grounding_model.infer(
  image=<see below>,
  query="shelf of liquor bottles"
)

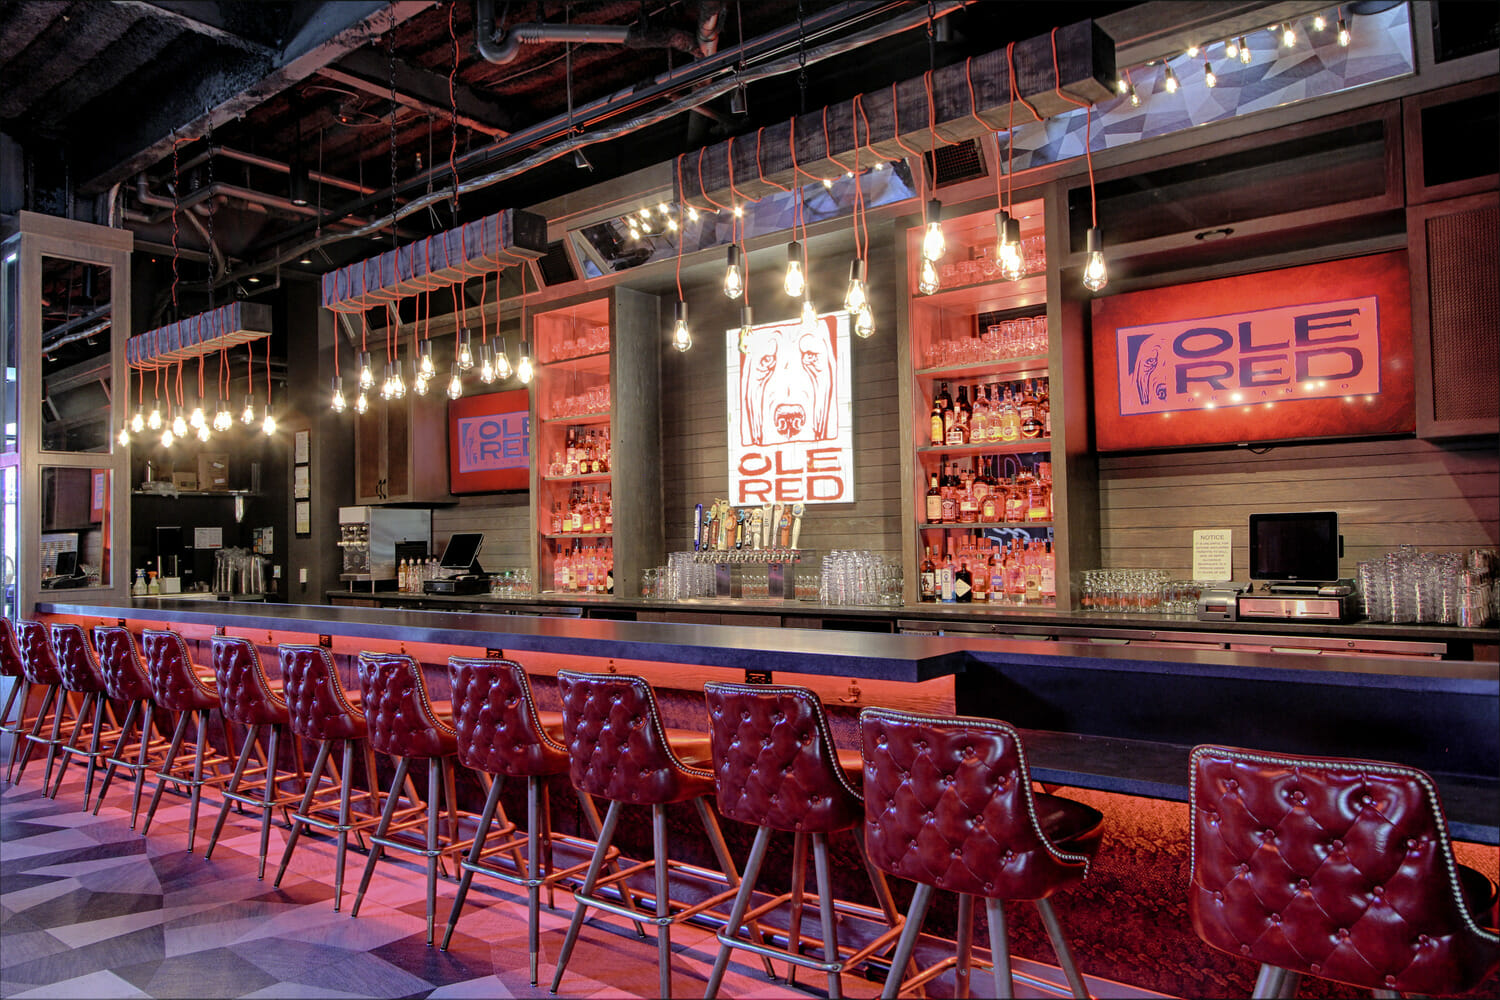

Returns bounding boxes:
[902,196,1064,606]
[533,296,615,594]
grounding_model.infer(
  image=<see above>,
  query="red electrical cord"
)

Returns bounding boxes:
[890,81,927,218]
[754,127,791,193]
[1050,27,1097,227]
[264,335,271,405]
[674,155,686,302]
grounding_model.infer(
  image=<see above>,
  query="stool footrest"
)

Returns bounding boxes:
[576,860,741,929]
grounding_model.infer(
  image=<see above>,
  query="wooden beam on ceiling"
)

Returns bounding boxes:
[318,47,515,138]
[1098,1,1336,69]
[76,0,437,194]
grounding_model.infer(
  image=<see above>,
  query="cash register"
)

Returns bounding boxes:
[424,532,491,595]
[1236,511,1355,622]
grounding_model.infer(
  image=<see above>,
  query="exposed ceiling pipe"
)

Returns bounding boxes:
[474,0,713,64]
[172,144,377,195]
[198,0,968,289]
[695,2,726,58]
[134,177,226,280]
[133,175,385,230]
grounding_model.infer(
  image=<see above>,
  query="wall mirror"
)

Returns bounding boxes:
[40,255,112,453]
[38,465,112,590]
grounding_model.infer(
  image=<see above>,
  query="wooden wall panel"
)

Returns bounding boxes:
[1097,437,1500,580]
[432,493,530,570]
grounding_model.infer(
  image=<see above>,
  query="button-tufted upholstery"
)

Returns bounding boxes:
[557,669,712,805]
[93,626,154,702]
[140,628,218,712]
[859,707,1101,901]
[211,636,289,727]
[447,656,566,777]
[704,681,862,834]
[1190,744,1500,996]
[1,618,23,678]
[355,652,456,759]
[16,620,63,686]
[279,645,366,741]
[50,624,106,694]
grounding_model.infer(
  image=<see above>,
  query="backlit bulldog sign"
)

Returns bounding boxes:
[727,311,854,504]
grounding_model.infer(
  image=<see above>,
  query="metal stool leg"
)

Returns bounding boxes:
[141,707,192,836]
[91,698,138,814]
[880,882,935,1000]
[439,771,504,952]
[185,709,211,852]
[3,679,32,782]
[1035,897,1089,999]
[787,831,808,986]
[549,798,624,994]
[49,691,96,798]
[205,723,261,862]
[128,703,158,828]
[39,689,74,794]
[424,757,442,945]
[811,832,844,1000]
[985,898,1013,999]
[526,777,544,983]
[77,694,112,806]
[273,739,331,892]
[692,797,777,982]
[704,825,773,1000]
[256,726,282,878]
[350,754,412,917]
[652,804,673,1000]
[955,893,974,1000]
[12,684,56,785]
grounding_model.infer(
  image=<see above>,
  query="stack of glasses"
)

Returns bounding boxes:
[1357,546,1496,626]
[819,550,902,606]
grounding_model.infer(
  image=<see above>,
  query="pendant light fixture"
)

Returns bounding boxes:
[1239,36,1252,64]
[1314,11,1328,30]
[723,243,744,299]
[844,259,868,314]
[455,327,474,370]
[417,337,436,379]
[242,343,256,423]
[516,265,533,384]
[117,367,132,446]
[1337,11,1350,46]
[671,300,692,353]
[330,374,347,412]
[1164,62,1180,93]
[214,349,232,430]
[1225,37,1240,59]
[495,337,513,380]
[478,343,496,383]
[1280,22,1296,47]
[1048,28,1107,292]
[783,242,804,297]
[130,368,145,433]
[737,305,754,354]
[670,154,693,353]
[921,199,946,262]
[848,97,874,337]
[1204,59,1217,88]
[447,362,464,399]
[196,422,211,443]
[357,349,374,388]
[354,390,369,414]
[800,297,818,334]
[148,369,163,429]
[261,334,276,435]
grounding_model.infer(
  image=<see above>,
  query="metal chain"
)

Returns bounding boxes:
[797,0,807,114]
[204,121,216,304]
[927,0,936,71]
[387,17,399,243]
[170,133,180,318]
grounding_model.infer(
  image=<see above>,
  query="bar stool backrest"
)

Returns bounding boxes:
[211,635,288,726]
[858,707,1092,901]
[704,680,862,833]
[279,644,364,741]
[447,656,567,777]
[16,620,62,686]
[140,628,218,713]
[93,626,154,702]
[556,669,707,805]
[1,618,25,678]
[50,623,106,693]
[1189,744,1500,995]
[356,652,456,759]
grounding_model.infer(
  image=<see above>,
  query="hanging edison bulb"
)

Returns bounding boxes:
[241,394,256,425]
[736,305,754,354]
[1129,82,1142,107]
[996,212,1025,282]
[918,258,940,295]
[844,259,868,314]
[147,402,163,430]
[854,302,875,339]
[171,410,187,438]
[161,426,175,448]
[1163,64,1179,94]
[921,200,946,262]
[380,361,395,399]
[1280,22,1295,47]
[1225,38,1240,59]
[723,244,744,299]
[357,350,374,389]
[1204,59,1217,88]
[1337,13,1350,46]
[354,391,369,414]
[516,340,534,384]
[1083,227,1109,292]
[417,340,436,379]
[671,301,692,353]
[189,399,205,429]
[495,340,514,380]
[800,298,818,335]
[1313,12,1327,30]
[261,405,276,436]
[196,423,211,442]
[214,398,232,432]
[1239,36,1252,63]
[413,365,430,396]
[446,362,464,400]
[130,407,145,434]
[478,343,496,383]
[456,328,474,371]
[391,356,407,399]
[783,242,805,297]
[117,424,131,447]
[330,375,347,413]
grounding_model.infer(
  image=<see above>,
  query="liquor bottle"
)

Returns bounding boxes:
[564,429,579,476]
[937,381,953,413]
[990,546,1006,603]
[1026,466,1049,522]
[940,475,958,524]
[925,473,943,523]
[1024,541,1044,604]
[938,548,956,603]
[957,386,972,440]
[603,491,614,533]
[970,384,991,443]
[599,429,611,472]
[548,451,564,477]
[550,501,563,534]
[398,559,408,593]
[972,456,991,504]
[997,386,1020,442]
[1040,538,1056,602]
[980,473,1001,522]
[920,546,937,601]
[973,551,991,602]
[958,472,979,523]
[570,489,584,532]
[1037,379,1051,438]
[954,561,973,602]
[985,384,1004,443]
[1020,380,1043,439]
[929,398,945,446]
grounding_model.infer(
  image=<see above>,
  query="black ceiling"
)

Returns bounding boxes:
[2,0,1136,284]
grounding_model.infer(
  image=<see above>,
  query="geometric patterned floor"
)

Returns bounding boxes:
[4,761,1157,1000]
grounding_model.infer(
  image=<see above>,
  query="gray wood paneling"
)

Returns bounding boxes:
[1096,437,1500,580]
[433,492,530,570]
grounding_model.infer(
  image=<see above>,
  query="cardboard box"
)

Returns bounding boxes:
[172,471,199,491]
[197,452,230,491]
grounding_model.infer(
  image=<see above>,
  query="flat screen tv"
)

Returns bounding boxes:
[438,532,484,574]
[448,389,531,493]
[1248,511,1341,584]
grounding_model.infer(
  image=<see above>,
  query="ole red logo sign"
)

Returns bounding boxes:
[1115,296,1382,416]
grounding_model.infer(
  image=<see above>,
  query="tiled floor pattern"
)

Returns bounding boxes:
[2,767,1153,1000]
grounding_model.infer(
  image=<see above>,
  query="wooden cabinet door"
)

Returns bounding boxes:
[354,404,386,502]
[384,399,411,499]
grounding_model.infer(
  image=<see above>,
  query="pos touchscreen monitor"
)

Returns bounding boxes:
[1248,511,1341,584]
[438,532,484,575]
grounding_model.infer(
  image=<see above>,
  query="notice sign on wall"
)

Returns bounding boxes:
[1091,252,1414,451]
[726,310,853,505]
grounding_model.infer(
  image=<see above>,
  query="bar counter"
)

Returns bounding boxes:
[39,597,1499,845]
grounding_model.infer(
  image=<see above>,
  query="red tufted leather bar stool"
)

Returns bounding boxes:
[1189,744,1500,999]
[272,643,408,912]
[202,635,310,878]
[46,623,123,804]
[349,651,478,946]
[440,656,624,984]
[138,628,236,851]
[548,669,763,1000]
[2,618,46,784]
[702,681,907,1000]
[91,625,176,827]
[11,620,70,790]
[860,707,1103,1000]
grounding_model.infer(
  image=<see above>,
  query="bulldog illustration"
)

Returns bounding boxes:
[739,314,837,446]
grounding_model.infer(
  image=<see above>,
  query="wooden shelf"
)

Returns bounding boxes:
[540,411,611,426]
[916,356,1049,379]
[542,472,612,483]
[539,347,611,366]
[133,489,261,498]
[919,521,1053,530]
[541,532,613,540]
[910,273,1047,311]
[916,439,1050,457]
